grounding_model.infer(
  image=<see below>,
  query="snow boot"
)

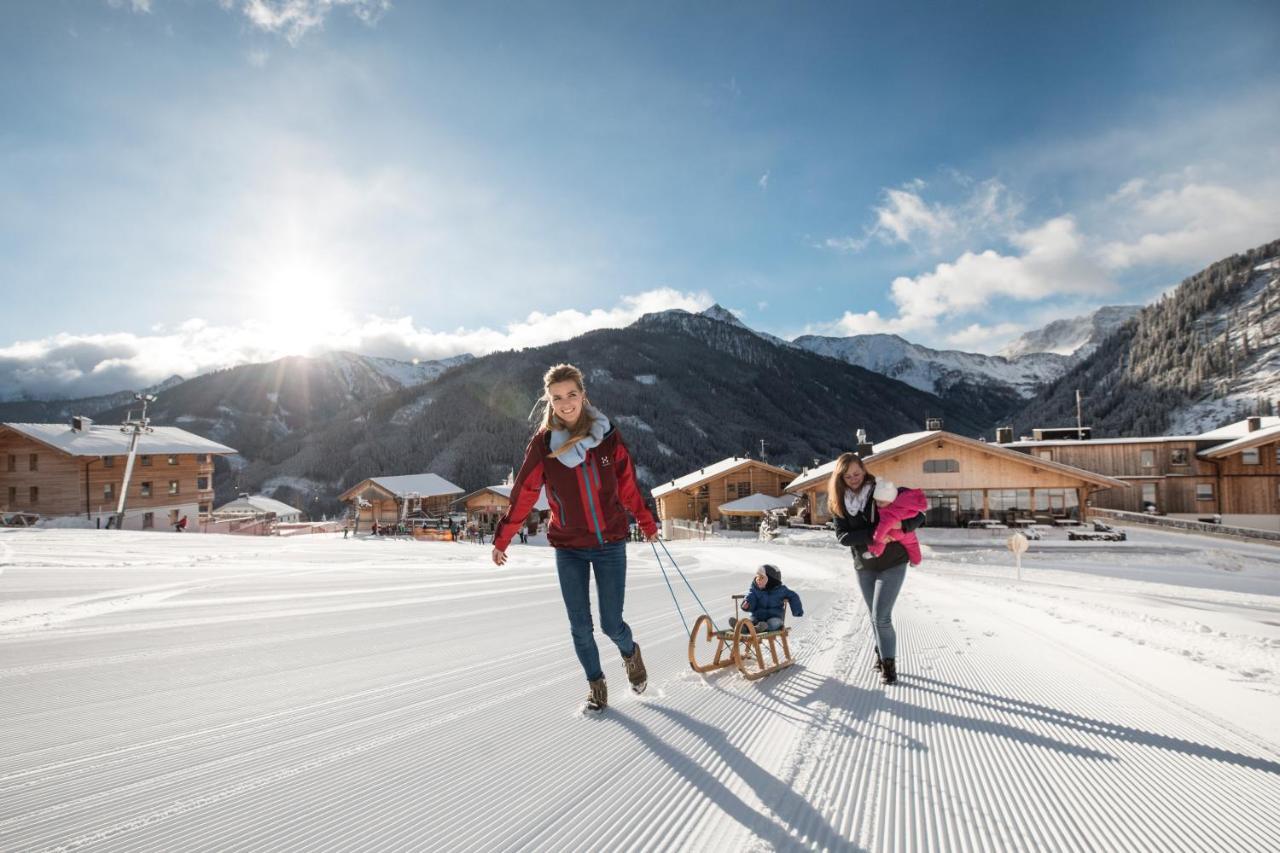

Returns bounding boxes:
[623,643,648,694]
[873,646,884,673]
[584,677,608,713]
[881,658,897,685]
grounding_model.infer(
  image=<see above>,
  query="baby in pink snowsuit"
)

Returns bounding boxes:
[864,479,927,566]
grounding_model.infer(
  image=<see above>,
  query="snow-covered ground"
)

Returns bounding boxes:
[2,527,1278,851]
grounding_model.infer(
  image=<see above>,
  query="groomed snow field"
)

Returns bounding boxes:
[1,526,1278,851]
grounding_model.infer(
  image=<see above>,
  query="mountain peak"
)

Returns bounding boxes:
[700,304,745,326]
[998,305,1141,360]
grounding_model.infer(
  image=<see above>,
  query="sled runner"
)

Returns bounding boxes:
[687,594,794,680]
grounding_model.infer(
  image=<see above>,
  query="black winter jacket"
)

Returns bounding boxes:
[834,497,926,571]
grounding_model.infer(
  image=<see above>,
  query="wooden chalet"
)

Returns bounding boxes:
[456,484,550,533]
[214,493,304,524]
[786,429,1125,528]
[0,417,234,530]
[339,473,465,526]
[651,457,795,526]
[1005,416,1280,530]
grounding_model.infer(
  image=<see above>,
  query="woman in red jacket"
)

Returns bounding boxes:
[492,363,659,713]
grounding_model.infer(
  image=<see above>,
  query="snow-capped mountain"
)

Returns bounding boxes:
[998,305,1142,360]
[1015,238,1280,437]
[697,304,794,349]
[790,333,1069,399]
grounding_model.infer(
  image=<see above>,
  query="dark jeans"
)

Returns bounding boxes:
[555,540,635,682]
[855,561,907,659]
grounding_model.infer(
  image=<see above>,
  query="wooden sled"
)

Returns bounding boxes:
[687,595,794,680]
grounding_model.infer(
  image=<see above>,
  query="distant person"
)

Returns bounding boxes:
[491,363,658,713]
[174,515,188,533]
[829,453,926,685]
[732,564,803,634]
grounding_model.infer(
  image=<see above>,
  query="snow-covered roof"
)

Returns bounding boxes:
[1003,436,1200,448]
[1197,423,1280,459]
[341,473,465,500]
[1195,417,1280,442]
[2,422,235,457]
[786,430,1127,492]
[458,484,550,512]
[214,494,303,517]
[785,433,937,494]
[651,457,793,498]
[717,493,796,514]
[785,460,838,494]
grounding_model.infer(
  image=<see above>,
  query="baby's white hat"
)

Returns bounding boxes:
[873,479,897,502]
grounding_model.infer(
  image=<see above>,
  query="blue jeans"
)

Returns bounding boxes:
[855,562,907,659]
[555,541,635,682]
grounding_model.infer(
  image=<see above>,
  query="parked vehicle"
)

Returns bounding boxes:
[1068,521,1127,542]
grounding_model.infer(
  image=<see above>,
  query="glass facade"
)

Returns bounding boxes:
[922,487,1078,526]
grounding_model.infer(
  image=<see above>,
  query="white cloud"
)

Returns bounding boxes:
[943,322,1027,351]
[0,289,712,401]
[218,0,390,43]
[758,171,770,190]
[823,177,1022,254]
[1099,177,1280,270]
[106,0,153,12]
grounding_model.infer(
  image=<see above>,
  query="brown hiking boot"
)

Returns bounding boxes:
[584,677,608,712]
[623,643,647,694]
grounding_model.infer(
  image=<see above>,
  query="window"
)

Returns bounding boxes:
[140,455,152,467]
[104,483,114,501]
[168,455,179,465]
[6,486,14,505]
[142,512,154,529]
[103,455,115,468]
[1242,448,1260,465]
[1170,448,1188,465]
[923,459,960,473]
[140,482,152,498]
[1038,450,1052,461]
[168,480,179,496]
[168,509,180,525]
[29,486,39,504]
[1140,450,1155,468]
[29,453,38,472]
[197,476,209,490]
[199,503,210,514]
[1141,483,1157,507]
[1196,483,1214,501]
[197,454,209,464]
[6,454,14,472]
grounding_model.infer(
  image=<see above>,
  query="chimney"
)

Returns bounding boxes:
[925,417,943,431]
[995,426,1014,444]
[1247,416,1262,432]
[71,415,93,433]
[855,427,874,458]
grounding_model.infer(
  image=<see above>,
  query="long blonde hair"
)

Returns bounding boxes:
[539,363,595,459]
[827,452,875,518]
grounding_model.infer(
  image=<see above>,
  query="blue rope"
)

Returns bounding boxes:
[649,541,691,635]
[651,539,721,635]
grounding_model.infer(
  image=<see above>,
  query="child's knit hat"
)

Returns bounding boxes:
[761,564,782,588]
[873,479,898,503]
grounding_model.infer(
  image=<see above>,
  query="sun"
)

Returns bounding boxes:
[254,254,351,356]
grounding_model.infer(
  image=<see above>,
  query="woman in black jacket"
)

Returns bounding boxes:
[828,452,925,684]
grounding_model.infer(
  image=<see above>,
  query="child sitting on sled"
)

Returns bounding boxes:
[733,564,803,633]
[864,479,927,566]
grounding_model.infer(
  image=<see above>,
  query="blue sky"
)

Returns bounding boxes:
[2,0,1279,399]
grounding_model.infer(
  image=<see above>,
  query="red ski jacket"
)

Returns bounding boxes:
[494,427,658,552]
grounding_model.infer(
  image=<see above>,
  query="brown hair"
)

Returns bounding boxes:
[827,452,875,519]
[539,363,596,459]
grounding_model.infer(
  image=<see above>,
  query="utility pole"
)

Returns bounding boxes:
[1076,389,1084,440]
[759,439,767,460]
[113,393,156,530]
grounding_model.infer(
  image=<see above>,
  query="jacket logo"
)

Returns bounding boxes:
[598,455,612,467]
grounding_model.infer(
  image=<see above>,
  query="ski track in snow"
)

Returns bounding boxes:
[0,530,1278,851]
